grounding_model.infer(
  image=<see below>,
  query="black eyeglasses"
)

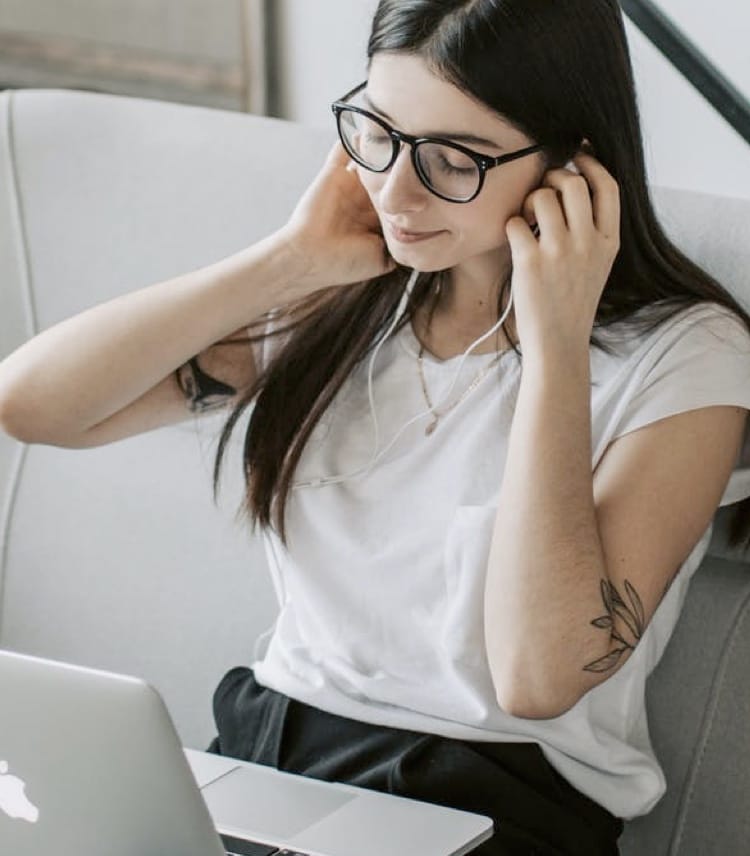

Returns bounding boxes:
[331,82,544,203]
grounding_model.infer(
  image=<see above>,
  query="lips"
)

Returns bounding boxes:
[386,221,444,242]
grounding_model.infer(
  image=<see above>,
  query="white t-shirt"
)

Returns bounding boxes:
[246,299,750,820]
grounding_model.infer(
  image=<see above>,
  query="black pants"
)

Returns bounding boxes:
[207,666,624,856]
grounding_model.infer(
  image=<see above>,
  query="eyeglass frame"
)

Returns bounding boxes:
[331,81,545,204]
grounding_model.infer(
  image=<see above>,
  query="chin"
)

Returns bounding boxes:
[386,240,454,273]
[392,255,446,273]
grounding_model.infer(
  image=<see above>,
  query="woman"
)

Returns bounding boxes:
[2,1,750,854]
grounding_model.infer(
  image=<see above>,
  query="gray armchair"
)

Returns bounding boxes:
[1,88,748,854]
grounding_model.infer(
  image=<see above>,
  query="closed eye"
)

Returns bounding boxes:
[435,152,475,175]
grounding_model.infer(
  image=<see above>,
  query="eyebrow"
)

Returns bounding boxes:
[361,92,503,150]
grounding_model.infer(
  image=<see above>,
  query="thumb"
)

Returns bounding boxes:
[325,139,352,170]
[505,216,537,259]
[377,238,398,274]
[364,233,397,277]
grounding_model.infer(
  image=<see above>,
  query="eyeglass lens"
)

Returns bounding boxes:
[338,109,480,201]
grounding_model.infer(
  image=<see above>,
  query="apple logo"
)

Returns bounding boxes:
[0,760,39,823]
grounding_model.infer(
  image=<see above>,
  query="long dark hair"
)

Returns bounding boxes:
[212,0,750,550]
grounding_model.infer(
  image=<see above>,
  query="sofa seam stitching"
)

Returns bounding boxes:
[7,90,39,337]
[669,582,750,853]
[0,89,36,641]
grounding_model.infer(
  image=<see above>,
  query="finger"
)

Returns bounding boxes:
[522,187,568,243]
[327,139,350,165]
[572,153,620,239]
[321,140,354,178]
[541,169,594,237]
[505,215,539,259]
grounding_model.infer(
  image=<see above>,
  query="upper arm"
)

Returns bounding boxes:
[582,404,747,685]
[66,326,259,449]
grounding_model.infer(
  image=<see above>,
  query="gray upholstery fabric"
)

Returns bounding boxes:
[620,557,750,853]
[0,88,748,855]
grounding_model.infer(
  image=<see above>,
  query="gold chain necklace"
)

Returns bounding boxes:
[417,343,502,436]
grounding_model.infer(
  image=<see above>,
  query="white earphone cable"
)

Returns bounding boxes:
[291,268,514,489]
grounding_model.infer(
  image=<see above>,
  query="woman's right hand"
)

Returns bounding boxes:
[275,141,398,293]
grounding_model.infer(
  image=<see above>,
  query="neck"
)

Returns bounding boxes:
[434,269,515,339]
[413,272,517,359]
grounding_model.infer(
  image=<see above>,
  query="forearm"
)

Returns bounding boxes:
[0,230,307,439]
[484,346,610,718]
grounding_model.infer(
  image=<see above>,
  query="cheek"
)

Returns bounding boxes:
[453,201,512,249]
[357,169,383,206]
[466,173,542,243]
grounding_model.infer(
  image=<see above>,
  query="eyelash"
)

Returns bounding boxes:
[435,153,474,175]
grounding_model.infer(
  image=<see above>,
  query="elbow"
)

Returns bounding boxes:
[0,395,76,447]
[0,357,52,443]
[487,641,588,720]
[0,364,48,443]
[0,393,31,443]
[0,373,39,442]
[493,672,580,720]
[497,693,576,720]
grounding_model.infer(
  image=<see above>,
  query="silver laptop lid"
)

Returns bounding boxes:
[1,648,494,856]
[0,648,225,856]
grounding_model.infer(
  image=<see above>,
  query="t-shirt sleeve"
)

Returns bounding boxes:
[610,303,750,507]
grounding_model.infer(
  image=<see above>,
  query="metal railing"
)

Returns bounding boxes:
[621,0,750,144]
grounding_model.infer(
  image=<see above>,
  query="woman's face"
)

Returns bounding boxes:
[356,52,546,279]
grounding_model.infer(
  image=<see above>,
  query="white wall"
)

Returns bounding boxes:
[657,0,749,89]
[272,0,376,127]
[623,8,750,200]
[272,0,750,200]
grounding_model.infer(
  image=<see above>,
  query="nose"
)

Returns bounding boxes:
[377,142,429,215]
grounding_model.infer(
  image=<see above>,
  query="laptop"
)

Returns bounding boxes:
[0,649,494,855]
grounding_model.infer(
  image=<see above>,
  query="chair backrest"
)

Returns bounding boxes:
[0,87,333,750]
[0,88,749,854]
[618,186,750,853]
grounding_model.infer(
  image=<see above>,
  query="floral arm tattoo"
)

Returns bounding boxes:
[583,578,646,673]
[175,356,237,413]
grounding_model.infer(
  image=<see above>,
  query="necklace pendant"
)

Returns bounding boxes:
[425,417,438,436]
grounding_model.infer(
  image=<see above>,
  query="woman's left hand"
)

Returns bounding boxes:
[504,152,621,361]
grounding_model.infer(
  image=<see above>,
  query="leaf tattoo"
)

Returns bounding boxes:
[583,578,645,673]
